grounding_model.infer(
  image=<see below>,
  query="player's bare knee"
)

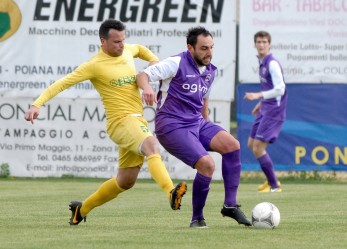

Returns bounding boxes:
[141,136,160,155]
[211,134,240,153]
[221,137,240,152]
[195,156,215,177]
[253,148,263,158]
[247,142,253,150]
[118,179,136,190]
[230,139,240,150]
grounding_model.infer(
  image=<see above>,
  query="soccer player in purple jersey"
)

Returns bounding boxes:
[137,26,251,228]
[244,31,288,193]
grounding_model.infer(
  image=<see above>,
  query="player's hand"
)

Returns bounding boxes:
[24,105,40,124]
[141,84,157,106]
[244,92,262,101]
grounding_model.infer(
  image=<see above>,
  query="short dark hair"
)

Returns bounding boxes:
[254,31,271,44]
[99,19,126,39]
[186,26,212,47]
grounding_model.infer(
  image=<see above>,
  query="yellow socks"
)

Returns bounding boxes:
[80,178,125,217]
[79,154,173,216]
[147,154,174,198]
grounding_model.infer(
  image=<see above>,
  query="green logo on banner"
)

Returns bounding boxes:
[0,12,10,38]
[0,0,22,42]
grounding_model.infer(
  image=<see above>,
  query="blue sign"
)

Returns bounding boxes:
[237,84,347,171]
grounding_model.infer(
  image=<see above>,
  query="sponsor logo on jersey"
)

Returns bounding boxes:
[182,83,208,93]
[110,75,136,87]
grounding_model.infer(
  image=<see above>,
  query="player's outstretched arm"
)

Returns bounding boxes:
[24,105,40,124]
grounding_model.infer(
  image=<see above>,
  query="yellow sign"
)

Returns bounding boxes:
[0,0,21,42]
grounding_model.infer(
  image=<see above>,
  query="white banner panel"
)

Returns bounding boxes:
[239,0,347,83]
[0,0,236,178]
[0,0,236,101]
[0,98,230,179]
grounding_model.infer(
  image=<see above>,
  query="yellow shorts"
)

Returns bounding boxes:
[107,115,152,168]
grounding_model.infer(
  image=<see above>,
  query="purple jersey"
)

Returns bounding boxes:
[258,53,287,121]
[154,51,217,135]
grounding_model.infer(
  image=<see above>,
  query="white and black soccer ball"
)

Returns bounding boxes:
[251,202,280,229]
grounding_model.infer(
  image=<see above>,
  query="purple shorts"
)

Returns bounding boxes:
[156,119,224,167]
[250,113,284,143]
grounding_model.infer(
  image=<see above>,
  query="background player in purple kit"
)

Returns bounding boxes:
[137,26,251,228]
[244,31,287,193]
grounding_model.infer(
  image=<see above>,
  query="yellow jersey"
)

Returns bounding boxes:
[33,44,158,124]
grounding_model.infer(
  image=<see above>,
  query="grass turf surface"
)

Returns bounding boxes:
[0,178,346,249]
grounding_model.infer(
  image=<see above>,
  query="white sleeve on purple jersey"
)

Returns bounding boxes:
[144,56,181,82]
[262,60,285,99]
[203,85,212,99]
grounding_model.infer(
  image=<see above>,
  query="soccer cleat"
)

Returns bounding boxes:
[271,187,282,193]
[259,186,282,193]
[170,182,187,210]
[257,181,270,191]
[257,181,281,191]
[190,219,208,228]
[221,204,252,226]
[69,201,86,225]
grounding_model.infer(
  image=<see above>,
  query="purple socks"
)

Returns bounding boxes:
[258,153,279,188]
[192,172,211,221]
[191,149,242,220]
[222,150,241,207]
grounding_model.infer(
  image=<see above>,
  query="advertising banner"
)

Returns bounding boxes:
[0,0,236,178]
[239,0,347,83]
[1,98,230,178]
[1,0,236,100]
[237,83,347,171]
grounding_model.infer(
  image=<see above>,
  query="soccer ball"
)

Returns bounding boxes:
[251,202,280,229]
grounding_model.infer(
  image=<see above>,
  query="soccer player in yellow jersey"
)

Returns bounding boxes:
[24,19,187,225]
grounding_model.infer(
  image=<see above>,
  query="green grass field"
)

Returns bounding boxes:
[0,178,346,249]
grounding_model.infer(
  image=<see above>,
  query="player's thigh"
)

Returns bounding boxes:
[118,147,145,169]
[199,120,225,151]
[250,114,262,139]
[156,128,208,168]
[247,137,255,149]
[108,116,152,167]
[108,116,152,152]
[256,117,284,143]
[209,130,240,153]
